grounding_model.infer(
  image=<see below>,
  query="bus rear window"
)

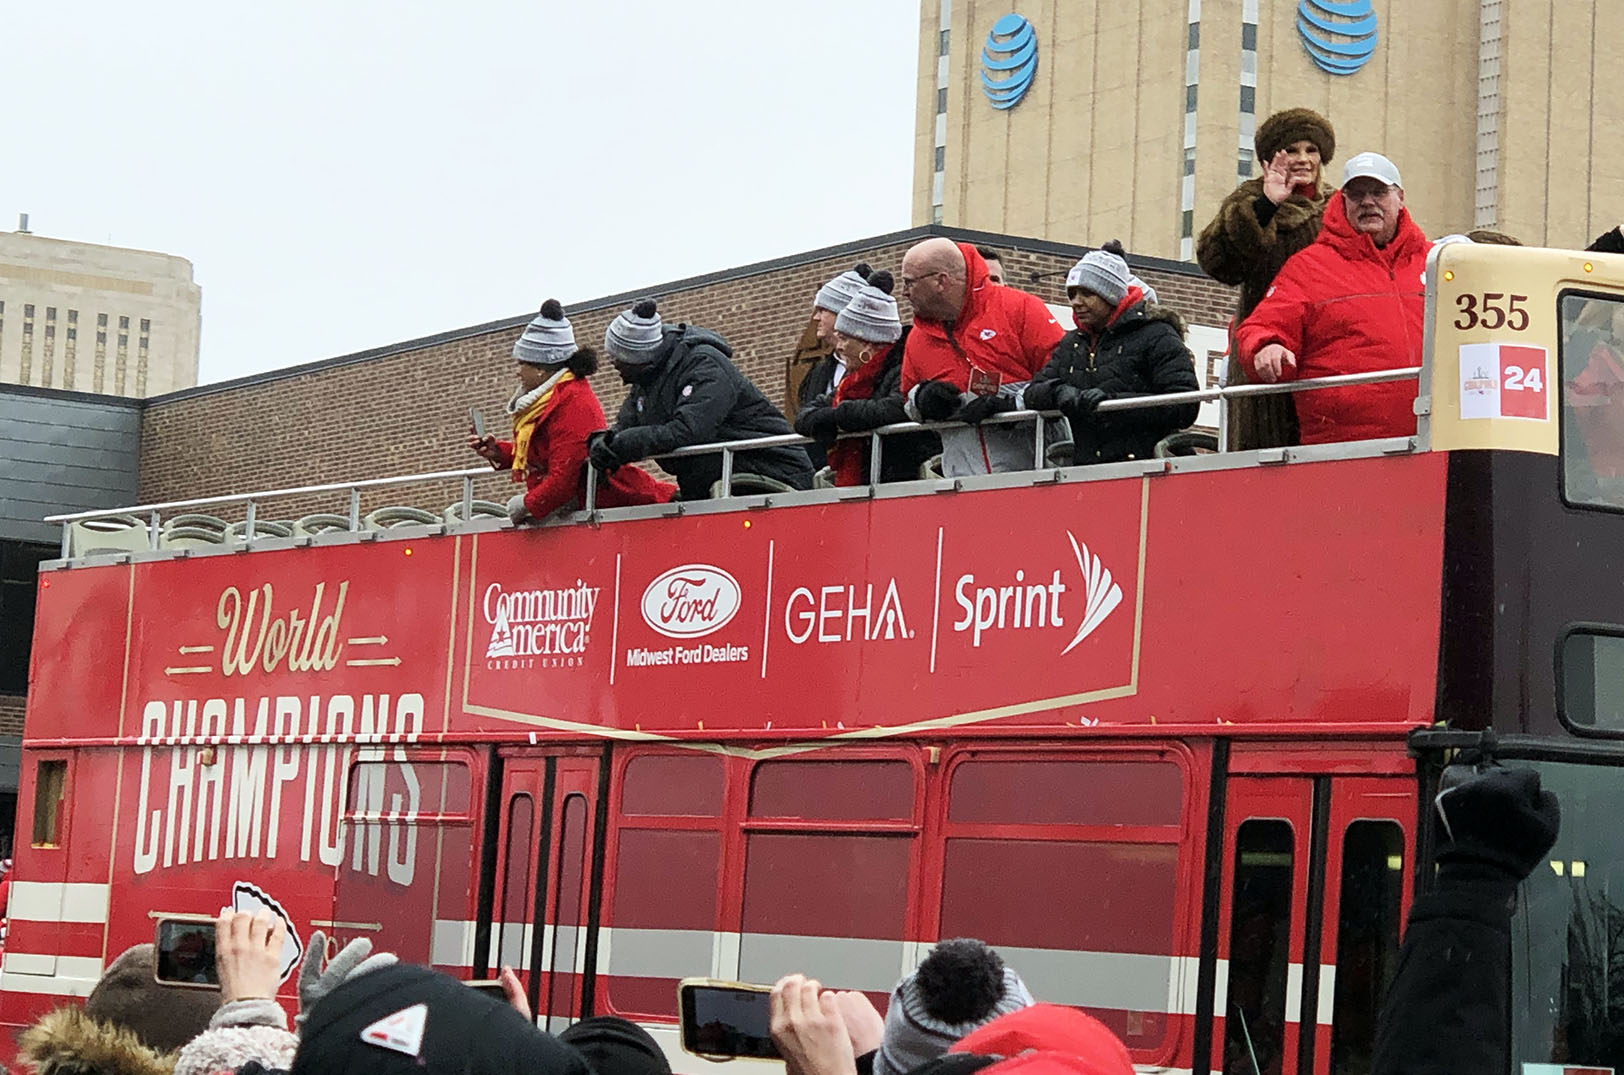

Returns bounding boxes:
[1559,293,1624,511]
[1561,630,1624,733]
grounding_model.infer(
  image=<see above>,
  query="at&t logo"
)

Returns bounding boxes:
[980,13,1037,111]
[1296,0,1377,76]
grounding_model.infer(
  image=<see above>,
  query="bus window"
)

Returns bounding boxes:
[1224,820,1294,1075]
[603,751,724,1019]
[547,793,588,1029]
[1560,630,1624,734]
[1329,821,1404,1075]
[498,795,535,971]
[739,757,918,992]
[31,760,65,847]
[939,755,1187,1057]
[1559,293,1624,510]
[1509,761,1624,1071]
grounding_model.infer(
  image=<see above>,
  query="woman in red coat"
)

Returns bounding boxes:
[469,300,674,522]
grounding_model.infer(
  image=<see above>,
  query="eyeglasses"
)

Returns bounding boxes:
[1343,184,1394,204]
[901,271,944,291]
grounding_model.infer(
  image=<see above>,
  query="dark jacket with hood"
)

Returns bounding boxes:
[795,327,940,485]
[612,324,814,499]
[1024,297,1201,464]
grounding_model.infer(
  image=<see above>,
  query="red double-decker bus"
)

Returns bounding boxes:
[6,243,1624,1075]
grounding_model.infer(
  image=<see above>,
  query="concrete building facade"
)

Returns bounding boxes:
[0,221,202,398]
[915,0,1624,259]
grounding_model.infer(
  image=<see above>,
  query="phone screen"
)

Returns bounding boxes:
[467,980,507,999]
[154,919,220,987]
[680,983,778,1059]
[470,408,486,439]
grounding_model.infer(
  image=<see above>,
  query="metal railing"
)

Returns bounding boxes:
[45,366,1423,559]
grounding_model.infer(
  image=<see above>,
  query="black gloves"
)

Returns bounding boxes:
[956,394,1016,425]
[587,431,622,473]
[795,406,840,443]
[1055,386,1109,420]
[914,380,962,422]
[1434,765,1560,883]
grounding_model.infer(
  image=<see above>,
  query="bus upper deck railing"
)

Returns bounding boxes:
[43,366,1423,560]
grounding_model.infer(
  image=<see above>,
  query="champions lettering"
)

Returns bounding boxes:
[484,581,599,659]
[131,693,425,886]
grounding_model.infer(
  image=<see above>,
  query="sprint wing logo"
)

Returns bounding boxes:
[1062,531,1122,655]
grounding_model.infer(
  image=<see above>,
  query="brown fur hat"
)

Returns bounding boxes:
[1255,108,1336,165]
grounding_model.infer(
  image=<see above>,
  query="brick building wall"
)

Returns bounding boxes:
[0,696,24,738]
[138,226,1236,516]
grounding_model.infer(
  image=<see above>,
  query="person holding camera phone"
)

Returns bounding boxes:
[469,299,674,525]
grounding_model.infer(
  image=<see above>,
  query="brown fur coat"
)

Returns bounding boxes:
[1196,176,1333,450]
[18,1009,176,1075]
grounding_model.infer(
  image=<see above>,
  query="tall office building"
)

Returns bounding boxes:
[0,218,201,398]
[915,0,1624,258]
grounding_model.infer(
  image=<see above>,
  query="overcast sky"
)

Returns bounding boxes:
[3,2,920,384]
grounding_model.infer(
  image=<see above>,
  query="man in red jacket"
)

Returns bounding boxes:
[1236,152,1429,444]
[900,238,1065,476]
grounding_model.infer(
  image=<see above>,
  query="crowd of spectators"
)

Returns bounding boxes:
[6,765,1562,1075]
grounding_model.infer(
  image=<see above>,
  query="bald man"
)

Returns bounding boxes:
[899,238,1065,476]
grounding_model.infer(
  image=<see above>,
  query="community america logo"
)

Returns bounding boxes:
[483,580,601,669]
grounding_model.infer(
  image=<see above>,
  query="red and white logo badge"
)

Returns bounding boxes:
[361,1003,427,1058]
[641,565,743,639]
[1458,343,1549,421]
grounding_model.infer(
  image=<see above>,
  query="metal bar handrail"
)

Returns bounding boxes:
[51,365,1424,528]
[45,466,506,524]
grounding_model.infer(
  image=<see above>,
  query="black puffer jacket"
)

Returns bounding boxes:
[796,352,842,469]
[1024,302,1200,464]
[795,329,940,484]
[612,324,814,499]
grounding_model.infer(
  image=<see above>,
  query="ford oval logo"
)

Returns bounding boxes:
[641,565,742,639]
[1296,0,1377,76]
[980,14,1038,111]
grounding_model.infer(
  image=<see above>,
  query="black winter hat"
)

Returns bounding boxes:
[1254,108,1336,165]
[291,963,590,1075]
[558,1015,671,1075]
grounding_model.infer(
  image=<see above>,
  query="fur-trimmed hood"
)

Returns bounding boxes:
[18,1008,176,1075]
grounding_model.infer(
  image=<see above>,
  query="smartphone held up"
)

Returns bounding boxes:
[153,915,220,988]
[679,979,780,1060]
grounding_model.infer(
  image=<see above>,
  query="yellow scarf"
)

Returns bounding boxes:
[509,370,575,478]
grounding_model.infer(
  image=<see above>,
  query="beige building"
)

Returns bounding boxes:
[915,0,1624,259]
[0,218,201,398]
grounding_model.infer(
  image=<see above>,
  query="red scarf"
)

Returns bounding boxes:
[827,344,891,486]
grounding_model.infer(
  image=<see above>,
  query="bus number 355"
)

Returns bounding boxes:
[1455,292,1531,331]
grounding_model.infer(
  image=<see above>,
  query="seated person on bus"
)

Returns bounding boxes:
[469,300,675,523]
[1234,152,1429,445]
[1021,246,1199,465]
[590,299,815,500]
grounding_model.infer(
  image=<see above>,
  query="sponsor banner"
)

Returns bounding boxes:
[1459,342,1550,421]
[465,483,1145,736]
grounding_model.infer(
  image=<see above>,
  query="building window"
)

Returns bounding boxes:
[94,313,108,393]
[31,760,67,847]
[41,308,56,387]
[119,315,129,330]
[934,146,946,171]
[937,87,947,114]
[19,305,34,384]
[115,320,129,395]
[137,321,151,395]
[939,29,949,56]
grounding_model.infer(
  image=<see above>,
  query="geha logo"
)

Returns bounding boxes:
[641,565,742,639]
[484,580,600,663]
[951,531,1122,651]
[1296,0,1377,76]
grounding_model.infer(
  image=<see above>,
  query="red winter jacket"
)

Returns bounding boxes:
[493,376,675,518]
[1235,194,1429,444]
[901,243,1065,393]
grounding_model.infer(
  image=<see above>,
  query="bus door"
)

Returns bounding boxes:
[487,749,604,1032]
[1211,764,1413,1075]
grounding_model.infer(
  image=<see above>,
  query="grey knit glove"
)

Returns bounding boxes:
[295,931,397,1027]
[506,493,530,525]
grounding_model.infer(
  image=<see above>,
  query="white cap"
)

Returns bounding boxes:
[1342,151,1402,189]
